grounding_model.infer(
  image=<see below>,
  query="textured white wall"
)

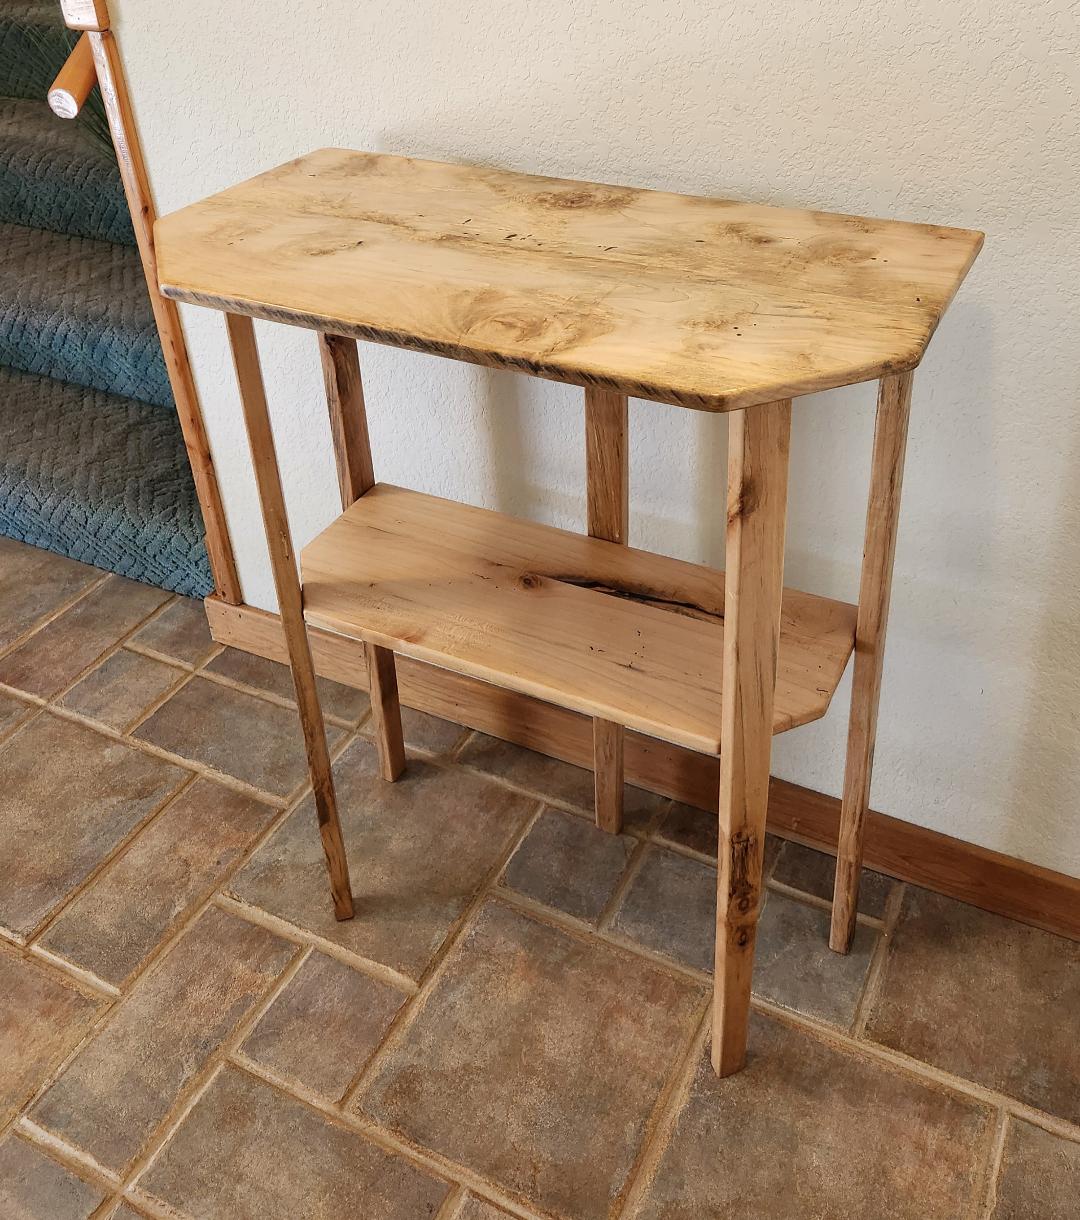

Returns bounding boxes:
[115,0,1080,876]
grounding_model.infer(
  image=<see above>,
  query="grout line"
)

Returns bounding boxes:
[28,943,122,999]
[121,1187,190,1220]
[977,1109,1010,1220]
[119,667,198,738]
[338,799,545,1111]
[765,877,885,929]
[121,1063,227,1211]
[447,728,479,763]
[16,1117,123,1189]
[434,1183,468,1220]
[25,774,200,950]
[616,1004,710,1220]
[213,891,419,996]
[124,640,218,673]
[24,592,184,715]
[193,665,361,730]
[595,836,651,931]
[0,570,112,663]
[90,1194,126,1220]
[850,880,906,1037]
[37,701,291,808]
[123,945,311,1195]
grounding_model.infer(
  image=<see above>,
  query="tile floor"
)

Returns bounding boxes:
[0,538,1077,1219]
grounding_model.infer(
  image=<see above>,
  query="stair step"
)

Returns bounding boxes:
[0,97,133,245]
[0,1,76,102]
[0,366,211,597]
[0,220,172,408]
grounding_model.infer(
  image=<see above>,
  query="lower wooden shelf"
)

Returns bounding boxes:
[300,484,857,755]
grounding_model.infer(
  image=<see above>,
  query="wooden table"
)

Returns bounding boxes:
[156,150,981,1075]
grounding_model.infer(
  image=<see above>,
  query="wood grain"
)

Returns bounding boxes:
[586,386,629,831]
[831,371,913,952]
[48,33,95,119]
[318,333,376,502]
[593,719,624,833]
[317,331,405,778]
[299,483,855,754]
[366,634,406,782]
[225,313,353,920]
[585,388,629,545]
[156,149,983,413]
[88,30,241,603]
[713,400,791,1076]
[206,597,1080,945]
[60,0,110,31]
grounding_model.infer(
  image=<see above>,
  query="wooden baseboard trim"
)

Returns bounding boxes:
[205,596,1080,943]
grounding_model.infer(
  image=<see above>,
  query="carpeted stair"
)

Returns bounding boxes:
[0,2,211,597]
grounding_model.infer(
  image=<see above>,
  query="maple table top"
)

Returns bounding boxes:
[157,149,982,411]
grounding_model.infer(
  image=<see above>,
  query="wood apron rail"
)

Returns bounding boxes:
[155,149,982,1075]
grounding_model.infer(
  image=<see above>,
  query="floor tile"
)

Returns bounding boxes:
[38,779,279,988]
[0,1134,106,1219]
[502,805,634,923]
[30,906,294,1174]
[459,733,667,829]
[0,539,99,654]
[771,840,895,918]
[241,951,405,1100]
[610,845,715,973]
[752,890,878,1027]
[632,1012,992,1220]
[0,576,169,699]
[0,948,101,1127]
[360,901,705,1220]
[129,598,215,667]
[133,676,344,798]
[57,650,183,732]
[205,647,370,724]
[655,800,782,869]
[865,887,1080,1123]
[991,1119,1080,1219]
[138,1066,449,1220]
[0,714,188,939]
[230,738,535,979]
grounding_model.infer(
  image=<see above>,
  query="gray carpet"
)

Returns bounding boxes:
[0,366,209,597]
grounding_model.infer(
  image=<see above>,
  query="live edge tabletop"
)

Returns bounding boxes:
[156,148,982,412]
[155,148,981,1077]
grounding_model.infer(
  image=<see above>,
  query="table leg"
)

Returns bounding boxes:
[830,371,913,952]
[318,333,405,782]
[585,386,629,832]
[713,399,791,1076]
[227,314,354,920]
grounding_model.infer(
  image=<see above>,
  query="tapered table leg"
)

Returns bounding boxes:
[318,332,405,782]
[585,386,629,832]
[227,314,353,920]
[713,399,791,1076]
[830,371,913,952]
